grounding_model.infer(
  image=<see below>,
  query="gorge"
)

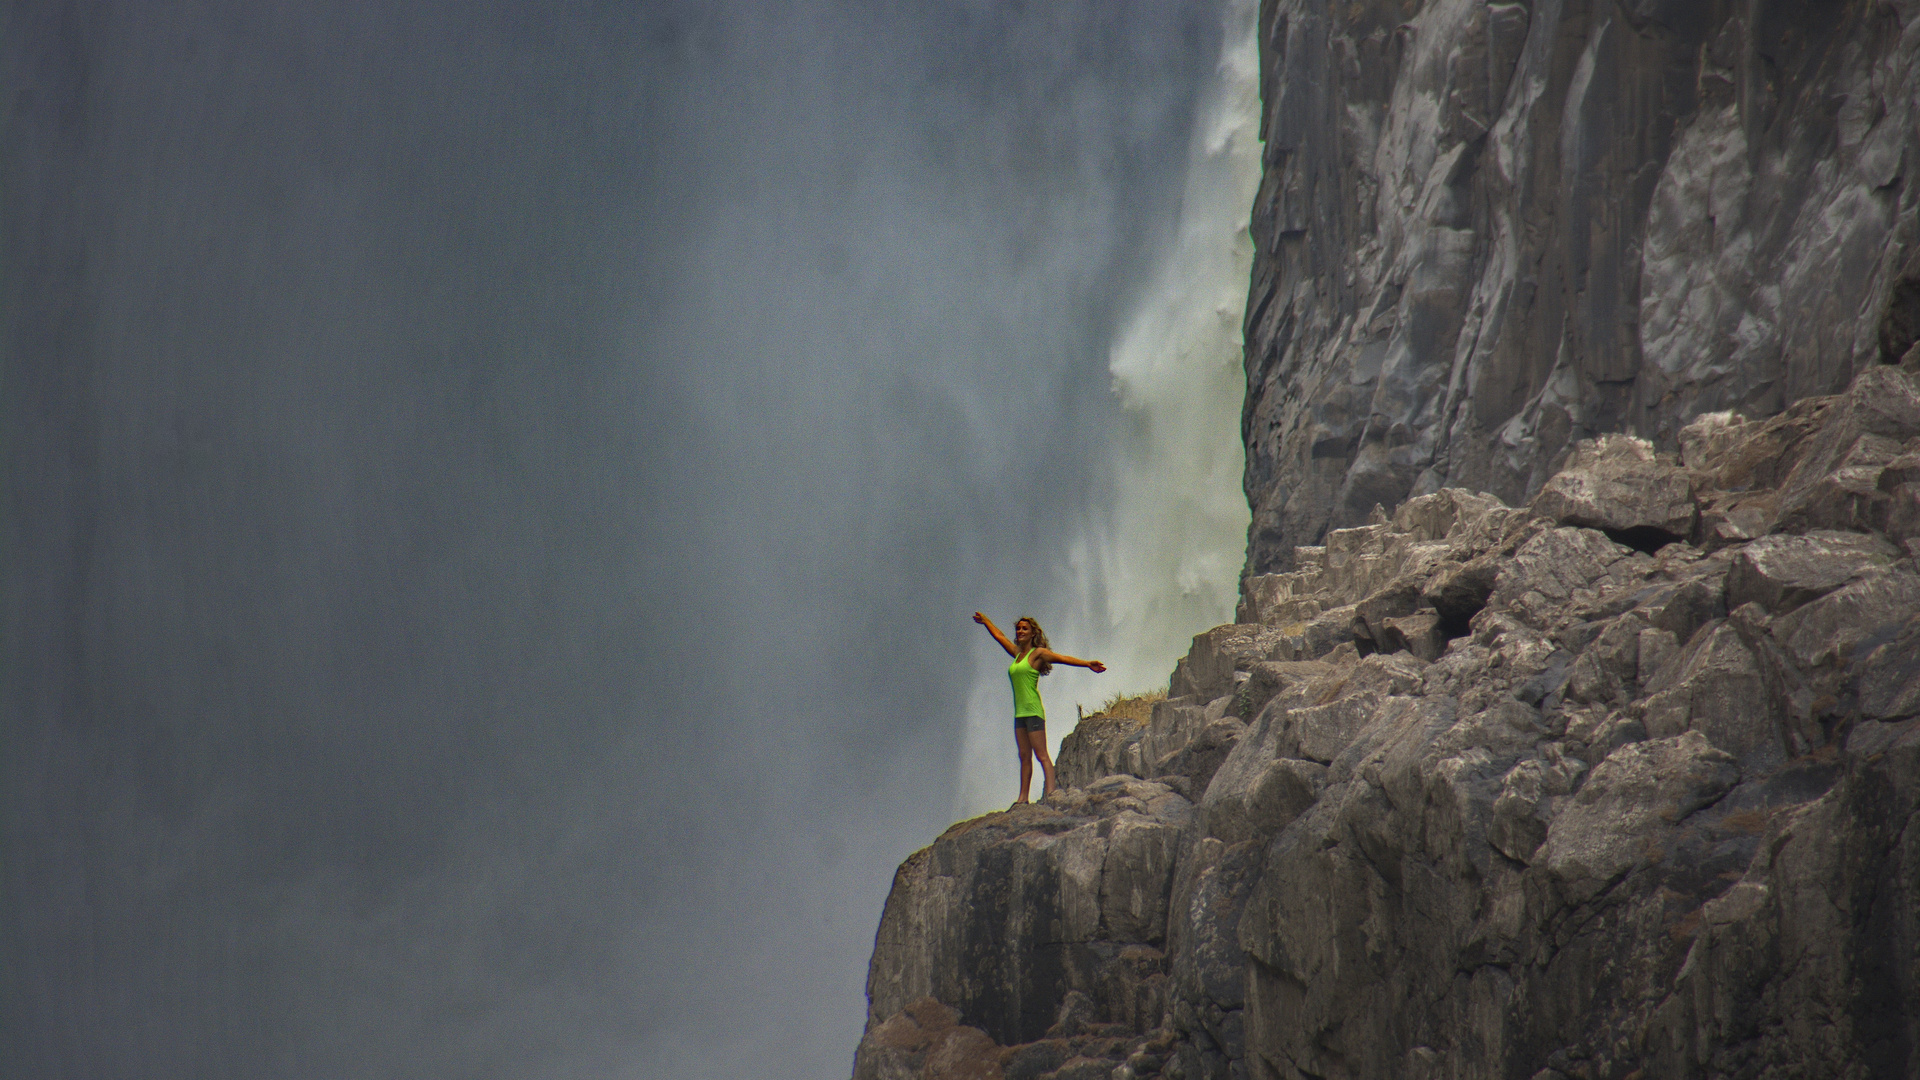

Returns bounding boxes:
[855,3,1920,1078]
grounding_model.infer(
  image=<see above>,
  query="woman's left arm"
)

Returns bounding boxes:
[1037,649,1106,674]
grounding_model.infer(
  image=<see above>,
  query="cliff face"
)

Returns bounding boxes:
[1242,0,1920,574]
[855,362,1920,1080]
[854,4,1920,1079]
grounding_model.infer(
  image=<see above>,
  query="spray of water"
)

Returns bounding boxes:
[956,0,1261,815]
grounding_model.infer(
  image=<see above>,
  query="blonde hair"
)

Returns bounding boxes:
[1016,616,1052,675]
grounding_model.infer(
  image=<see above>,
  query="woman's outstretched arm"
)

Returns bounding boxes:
[973,612,1017,657]
[1035,649,1107,673]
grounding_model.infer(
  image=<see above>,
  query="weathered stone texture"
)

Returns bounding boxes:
[1241,0,1920,576]
[857,365,1920,1080]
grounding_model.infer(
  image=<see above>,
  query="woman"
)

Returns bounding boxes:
[973,612,1106,805]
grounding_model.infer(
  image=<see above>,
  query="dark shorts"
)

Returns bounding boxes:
[1014,715,1046,733]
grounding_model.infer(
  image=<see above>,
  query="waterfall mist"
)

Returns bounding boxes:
[5,2,1233,1078]
[954,0,1260,815]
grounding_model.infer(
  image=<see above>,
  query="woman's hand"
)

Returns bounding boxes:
[973,612,988,625]
[1089,661,1107,673]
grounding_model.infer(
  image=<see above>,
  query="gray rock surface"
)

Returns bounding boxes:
[1241,0,1920,576]
[855,364,1920,1080]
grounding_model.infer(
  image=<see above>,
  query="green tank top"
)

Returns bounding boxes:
[1009,649,1044,719]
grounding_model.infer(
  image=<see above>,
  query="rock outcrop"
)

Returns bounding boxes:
[854,363,1920,1080]
[1240,0,1920,575]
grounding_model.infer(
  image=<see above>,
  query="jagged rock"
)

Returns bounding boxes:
[1149,717,1245,809]
[1492,528,1634,630]
[1638,622,1786,766]
[1169,626,1283,703]
[1540,732,1740,904]
[1039,1057,1116,1080]
[1770,567,1920,672]
[1564,616,1644,706]
[1487,750,1588,866]
[1772,367,1920,535]
[1645,727,1920,1077]
[1200,754,1324,847]
[1267,602,1360,662]
[1003,1040,1073,1080]
[1235,569,1324,626]
[1352,575,1423,646]
[1224,660,1328,721]
[1635,627,1681,689]
[1529,434,1697,544]
[858,0,1920,1053]
[1724,530,1896,614]
[1044,991,1099,1040]
[1138,699,1209,772]
[1242,0,1920,579]
[1056,713,1148,790]
[1680,402,1834,498]
[1090,947,1167,1037]
[1857,614,1920,722]
[1272,652,1427,764]
[1380,609,1445,661]
[1391,487,1509,544]
[1421,557,1499,630]
[863,359,1920,1070]
[860,780,1193,1054]
[1694,489,1781,550]
[1776,432,1906,534]
[1638,571,1729,645]
[854,997,996,1080]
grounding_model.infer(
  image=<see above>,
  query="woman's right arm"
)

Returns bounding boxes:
[973,612,1017,657]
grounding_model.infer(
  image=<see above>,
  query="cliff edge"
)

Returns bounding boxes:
[855,360,1920,1080]
[854,4,1920,1078]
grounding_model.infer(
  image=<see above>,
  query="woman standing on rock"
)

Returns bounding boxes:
[972,612,1106,805]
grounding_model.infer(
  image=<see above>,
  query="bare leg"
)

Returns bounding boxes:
[1013,725,1033,804]
[1025,728,1056,797]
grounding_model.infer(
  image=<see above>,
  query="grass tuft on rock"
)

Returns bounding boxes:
[1088,689,1164,725]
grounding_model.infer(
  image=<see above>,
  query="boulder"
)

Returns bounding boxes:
[1225,660,1330,720]
[1678,401,1832,497]
[1491,528,1634,629]
[1056,713,1147,790]
[1268,603,1361,661]
[1565,616,1645,705]
[1421,557,1500,629]
[1773,367,1920,533]
[1638,622,1787,766]
[1529,434,1697,543]
[1236,569,1324,625]
[1380,610,1446,661]
[1201,757,1326,846]
[1723,531,1897,614]
[1150,716,1245,795]
[1539,732,1739,904]
[1774,432,1904,534]
[1138,698,1208,770]
[1170,625,1284,702]
[861,780,1192,1049]
[1771,568,1920,671]
[1487,752,1586,865]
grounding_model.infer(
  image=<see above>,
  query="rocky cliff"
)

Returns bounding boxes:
[855,360,1920,1080]
[853,4,1920,1079]
[1241,0,1920,575]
